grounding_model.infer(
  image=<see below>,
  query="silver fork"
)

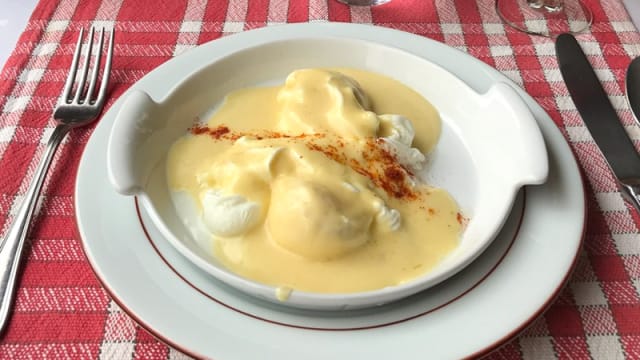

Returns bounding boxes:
[0,27,114,332]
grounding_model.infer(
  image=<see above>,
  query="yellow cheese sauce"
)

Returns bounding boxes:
[167,68,462,294]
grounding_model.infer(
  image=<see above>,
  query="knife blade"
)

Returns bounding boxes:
[626,56,640,125]
[556,33,640,214]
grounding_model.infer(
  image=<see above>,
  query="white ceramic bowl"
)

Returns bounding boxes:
[106,36,548,311]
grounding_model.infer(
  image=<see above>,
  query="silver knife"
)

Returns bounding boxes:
[556,33,640,214]
[626,56,640,125]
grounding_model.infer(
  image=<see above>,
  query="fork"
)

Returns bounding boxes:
[0,27,114,333]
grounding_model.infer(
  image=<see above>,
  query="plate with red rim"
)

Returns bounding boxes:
[76,23,585,359]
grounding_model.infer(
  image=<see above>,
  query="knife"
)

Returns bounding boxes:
[556,33,640,214]
[626,56,640,125]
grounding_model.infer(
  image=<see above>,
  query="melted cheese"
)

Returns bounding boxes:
[167,68,462,294]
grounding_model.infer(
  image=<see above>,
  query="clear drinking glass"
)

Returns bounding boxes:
[496,0,592,37]
[336,0,391,5]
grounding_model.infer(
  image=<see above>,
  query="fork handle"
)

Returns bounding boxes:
[0,123,71,333]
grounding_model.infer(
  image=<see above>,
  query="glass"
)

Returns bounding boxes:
[496,0,593,37]
[336,0,391,5]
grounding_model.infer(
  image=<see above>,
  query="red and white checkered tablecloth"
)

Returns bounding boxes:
[1,0,640,358]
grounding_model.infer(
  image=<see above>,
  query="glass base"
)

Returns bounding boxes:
[336,0,391,6]
[496,0,592,37]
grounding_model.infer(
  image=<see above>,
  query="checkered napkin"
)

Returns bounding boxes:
[1,0,640,358]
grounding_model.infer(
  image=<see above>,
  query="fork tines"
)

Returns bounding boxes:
[60,27,114,108]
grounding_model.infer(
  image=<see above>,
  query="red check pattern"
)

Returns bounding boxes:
[1,0,640,358]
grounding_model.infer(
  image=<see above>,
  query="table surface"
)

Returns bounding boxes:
[1,0,640,359]
[0,0,38,71]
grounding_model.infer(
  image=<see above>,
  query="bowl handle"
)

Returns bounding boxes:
[107,90,162,195]
[484,82,549,186]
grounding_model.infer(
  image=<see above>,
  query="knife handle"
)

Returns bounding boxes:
[619,179,640,214]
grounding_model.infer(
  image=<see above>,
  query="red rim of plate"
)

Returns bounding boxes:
[76,181,587,358]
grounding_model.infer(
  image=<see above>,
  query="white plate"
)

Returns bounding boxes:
[77,23,585,359]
